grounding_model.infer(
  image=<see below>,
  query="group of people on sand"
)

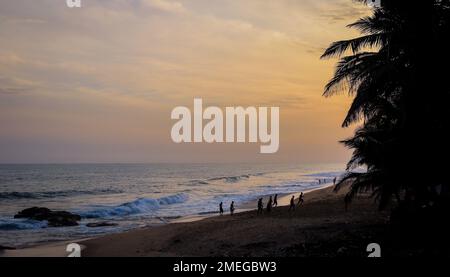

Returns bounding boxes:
[318,177,337,185]
[257,194,276,214]
[219,201,234,216]
[219,192,306,216]
[318,179,324,185]
[288,192,304,211]
[259,192,304,214]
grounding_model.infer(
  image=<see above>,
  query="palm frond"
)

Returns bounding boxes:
[347,9,396,34]
[320,34,386,59]
[323,52,379,96]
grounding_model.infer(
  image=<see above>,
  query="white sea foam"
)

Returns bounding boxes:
[0,218,48,230]
[81,193,189,218]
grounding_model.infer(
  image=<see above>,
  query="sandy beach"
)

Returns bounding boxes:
[1,184,391,257]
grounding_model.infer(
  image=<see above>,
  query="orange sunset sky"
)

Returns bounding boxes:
[0,0,371,163]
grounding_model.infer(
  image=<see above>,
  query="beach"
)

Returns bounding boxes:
[2,184,390,257]
[0,163,344,248]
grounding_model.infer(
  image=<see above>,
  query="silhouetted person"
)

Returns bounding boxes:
[333,177,337,185]
[273,194,278,207]
[318,179,321,185]
[266,196,272,213]
[219,202,224,215]
[257,198,264,214]
[289,195,295,211]
[297,192,304,206]
[230,201,235,216]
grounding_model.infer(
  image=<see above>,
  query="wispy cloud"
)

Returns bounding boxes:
[318,0,370,23]
[0,76,37,95]
[142,0,187,14]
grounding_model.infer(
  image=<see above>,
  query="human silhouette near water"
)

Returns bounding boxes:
[297,192,304,206]
[219,202,224,215]
[273,194,278,207]
[289,195,295,211]
[266,196,272,213]
[257,198,264,215]
[230,201,235,216]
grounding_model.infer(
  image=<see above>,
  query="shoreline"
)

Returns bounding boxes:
[171,184,334,224]
[1,184,387,257]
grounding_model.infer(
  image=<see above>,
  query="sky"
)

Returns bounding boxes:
[0,0,370,163]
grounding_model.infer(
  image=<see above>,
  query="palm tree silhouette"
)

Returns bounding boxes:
[321,0,450,211]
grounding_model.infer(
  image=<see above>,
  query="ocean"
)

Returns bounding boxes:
[0,163,344,247]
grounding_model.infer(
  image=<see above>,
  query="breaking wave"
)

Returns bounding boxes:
[81,193,189,218]
[0,218,48,231]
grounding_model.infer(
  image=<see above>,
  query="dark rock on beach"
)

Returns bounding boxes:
[86,222,118,228]
[14,207,81,227]
[0,245,16,251]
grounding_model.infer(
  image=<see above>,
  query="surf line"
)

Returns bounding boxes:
[171,98,279,154]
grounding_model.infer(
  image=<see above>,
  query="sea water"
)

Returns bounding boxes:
[0,163,344,247]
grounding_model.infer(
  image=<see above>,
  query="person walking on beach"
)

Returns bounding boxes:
[257,198,264,215]
[297,192,304,206]
[273,194,278,207]
[219,202,224,215]
[333,177,337,186]
[266,196,272,213]
[230,201,235,216]
[289,195,295,211]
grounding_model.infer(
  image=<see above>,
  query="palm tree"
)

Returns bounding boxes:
[321,0,450,211]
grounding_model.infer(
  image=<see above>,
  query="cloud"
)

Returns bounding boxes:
[0,53,26,66]
[317,0,370,23]
[0,76,37,95]
[142,0,187,14]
